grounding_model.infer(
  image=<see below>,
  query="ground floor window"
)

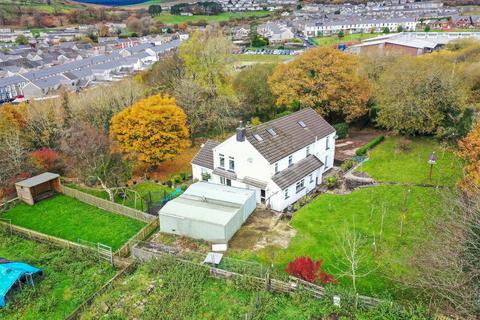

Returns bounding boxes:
[309,174,313,183]
[296,179,305,194]
[284,189,289,200]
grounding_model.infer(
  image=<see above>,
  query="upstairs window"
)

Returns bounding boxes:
[219,154,225,168]
[229,156,235,171]
[306,145,310,157]
[288,155,293,167]
[284,189,289,200]
[326,136,330,150]
[274,162,279,174]
[298,121,306,128]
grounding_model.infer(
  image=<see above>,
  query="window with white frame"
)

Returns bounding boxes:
[228,156,235,171]
[284,189,289,200]
[309,174,313,183]
[219,154,225,168]
[306,145,310,156]
[326,136,330,150]
[288,155,293,167]
[220,177,226,185]
[325,155,329,169]
[274,162,279,174]
[296,179,305,193]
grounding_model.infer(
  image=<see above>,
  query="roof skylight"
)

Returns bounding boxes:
[266,128,277,136]
[253,134,263,142]
[298,121,307,128]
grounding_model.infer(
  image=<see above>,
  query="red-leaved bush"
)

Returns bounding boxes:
[285,256,337,285]
[30,148,58,171]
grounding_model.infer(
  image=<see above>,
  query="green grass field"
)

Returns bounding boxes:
[311,33,382,47]
[355,137,463,186]
[2,195,146,250]
[0,232,116,320]
[236,54,294,64]
[154,11,270,25]
[79,258,426,319]
[232,137,461,298]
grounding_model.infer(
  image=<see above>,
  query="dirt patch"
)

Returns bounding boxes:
[229,209,296,251]
[335,127,387,162]
[149,232,210,253]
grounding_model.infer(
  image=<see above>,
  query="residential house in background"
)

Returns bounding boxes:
[191,108,336,212]
[258,22,295,43]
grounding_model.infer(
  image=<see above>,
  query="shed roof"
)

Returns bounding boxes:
[159,182,255,226]
[15,172,59,188]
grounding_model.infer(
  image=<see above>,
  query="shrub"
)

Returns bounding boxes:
[165,180,173,188]
[180,184,188,191]
[333,123,349,139]
[396,138,412,153]
[341,159,355,172]
[179,172,187,181]
[355,135,384,156]
[285,256,336,284]
[326,176,339,189]
[172,175,182,183]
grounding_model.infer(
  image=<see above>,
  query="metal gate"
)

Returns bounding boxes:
[97,243,113,265]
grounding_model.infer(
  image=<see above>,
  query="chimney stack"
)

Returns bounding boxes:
[236,121,246,142]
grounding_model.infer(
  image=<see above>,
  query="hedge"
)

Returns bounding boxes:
[355,135,385,156]
[333,123,348,139]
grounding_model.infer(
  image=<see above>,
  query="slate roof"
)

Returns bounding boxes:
[16,172,59,188]
[246,108,335,164]
[213,168,238,180]
[272,155,323,189]
[191,140,220,170]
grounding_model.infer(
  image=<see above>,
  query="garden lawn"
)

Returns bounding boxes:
[243,185,442,297]
[153,11,270,25]
[355,136,463,186]
[0,232,115,320]
[2,195,146,250]
[311,33,382,47]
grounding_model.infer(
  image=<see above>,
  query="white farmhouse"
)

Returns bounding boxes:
[191,108,336,212]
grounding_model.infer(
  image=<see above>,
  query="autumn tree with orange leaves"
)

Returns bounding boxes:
[458,121,480,193]
[268,47,371,123]
[110,95,190,166]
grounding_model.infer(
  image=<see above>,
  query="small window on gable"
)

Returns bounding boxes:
[253,134,263,142]
[266,128,277,136]
[298,121,307,128]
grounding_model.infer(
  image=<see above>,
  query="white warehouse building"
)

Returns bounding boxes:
[159,182,256,243]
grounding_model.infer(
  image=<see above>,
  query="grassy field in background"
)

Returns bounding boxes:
[236,54,294,64]
[0,232,116,320]
[355,137,463,186]
[312,33,382,47]
[154,11,270,25]
[2,194,145,250]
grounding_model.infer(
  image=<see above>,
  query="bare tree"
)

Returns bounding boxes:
[334,222,375,293]
[60,122,130,201]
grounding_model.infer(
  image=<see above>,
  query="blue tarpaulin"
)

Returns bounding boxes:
[0,261,42,307]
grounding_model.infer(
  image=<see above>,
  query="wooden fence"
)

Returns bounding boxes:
[114,219,159,257]
[61,185,154,223]
[131,243,384,308]
[65,262,136,320]
[0,219,96,253]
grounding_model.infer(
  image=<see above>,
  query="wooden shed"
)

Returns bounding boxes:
[15,173,61,205]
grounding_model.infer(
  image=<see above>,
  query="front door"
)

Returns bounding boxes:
[226,179,231,186]
[260,189,266,204]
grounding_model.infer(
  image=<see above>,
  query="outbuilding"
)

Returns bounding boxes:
[15,172,61,205]
[159,182,256,243]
